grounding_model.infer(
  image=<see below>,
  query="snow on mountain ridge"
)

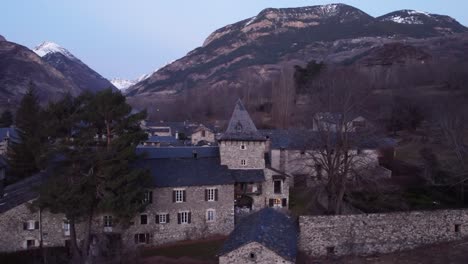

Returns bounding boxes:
[33,41,75,59]
[110,78,136,90]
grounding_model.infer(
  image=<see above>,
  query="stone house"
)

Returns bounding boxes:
[0,127,19,156]
[218,208,297,264]
[191,125,216,145]
[261,129,394,187]
[312,112,371,132]
[124,155,236,247]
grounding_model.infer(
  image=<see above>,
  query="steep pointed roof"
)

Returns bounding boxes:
[219,99,266,141]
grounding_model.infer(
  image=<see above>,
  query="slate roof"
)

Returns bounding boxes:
[219,99,266,141]
[260,129,396,150]
[136,146,220,159]
[134,157,235,188]
[0,127,20,143]
[219,208,298,262]
[0,172,44,214]
[145,135,179,144]
[230,170,265,183]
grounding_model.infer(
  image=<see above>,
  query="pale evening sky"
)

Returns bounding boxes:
[1,0,466,80]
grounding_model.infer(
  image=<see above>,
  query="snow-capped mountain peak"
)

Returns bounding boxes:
[110,78,136,90]
[380,10,433,25]
[33,41,75,59]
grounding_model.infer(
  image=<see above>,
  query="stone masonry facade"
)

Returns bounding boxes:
[122,184,235,247]
[220,141,265,169]
[299,209,468,257]
[0,202,86,252]
[219,242,293,264]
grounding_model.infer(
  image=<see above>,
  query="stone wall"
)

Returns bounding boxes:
[299,209,468,257]
[220,141,265,169]
[122,184,235,247]
[219,242,293,264]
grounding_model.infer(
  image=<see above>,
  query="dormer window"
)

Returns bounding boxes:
[235,122,243,132]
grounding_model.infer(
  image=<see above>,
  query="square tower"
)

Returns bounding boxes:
[219,99,266,169]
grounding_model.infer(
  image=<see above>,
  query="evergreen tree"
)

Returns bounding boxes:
[8,84,46,179]
[0,110,13,127]
[35,89,149,263]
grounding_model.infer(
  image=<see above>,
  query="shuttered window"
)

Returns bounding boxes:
[177,211,191,224]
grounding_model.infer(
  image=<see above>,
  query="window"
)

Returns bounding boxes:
[23,220,39,230]
[201,130,206,137]
[270,198,282,207]
[249,252,256,260]
[326,246,335,255]
[140,214,148,225]
[240,144,246,150]
[103,216,113,227]
[455,224,461,233]
[143,191,153,204]
[156,214,169,224]
[206,209,216,222]
[206,188,218,201]
[63,220,70,236]
[274,180,282,194]
[241,159,246,166]
[177,211,191,224]
[273,198,281,207]
[26,239,36,249]
[134,233,151,244]
[300,150,305,155]
[173,189,186,203]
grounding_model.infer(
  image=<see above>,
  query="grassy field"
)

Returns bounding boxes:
[140,236,226,263]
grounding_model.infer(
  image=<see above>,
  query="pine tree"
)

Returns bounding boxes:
[35,89,149,263]
[0,110,13,127]
[8,84,46,180]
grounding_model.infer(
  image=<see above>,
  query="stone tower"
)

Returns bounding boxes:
[219,99,266,169]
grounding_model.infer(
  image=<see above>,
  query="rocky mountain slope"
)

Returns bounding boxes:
[126,4,467,101]
[34,41,115,93]
[0,38,116,111]
[0,39,80,110]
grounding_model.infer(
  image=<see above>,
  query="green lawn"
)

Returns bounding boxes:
[140,237,226,261]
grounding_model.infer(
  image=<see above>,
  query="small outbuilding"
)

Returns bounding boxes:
[218,208,297,264]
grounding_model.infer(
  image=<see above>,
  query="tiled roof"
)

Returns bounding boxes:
[219,99,266,141]
[260,129,396,150]
[145,135,179,144]
[0,172,44,213]
[230,169,265,183]
[135,157,235,188]
[136,146,220,159]
[219,208,298,262]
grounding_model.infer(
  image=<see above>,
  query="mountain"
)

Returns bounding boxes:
[110,72,154,91]
[110,78,136,91]
[33,41,116,93]
[126,4,467,101]
[0,39,80,110]
[378,10,467,33]
[0,35,5,42]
